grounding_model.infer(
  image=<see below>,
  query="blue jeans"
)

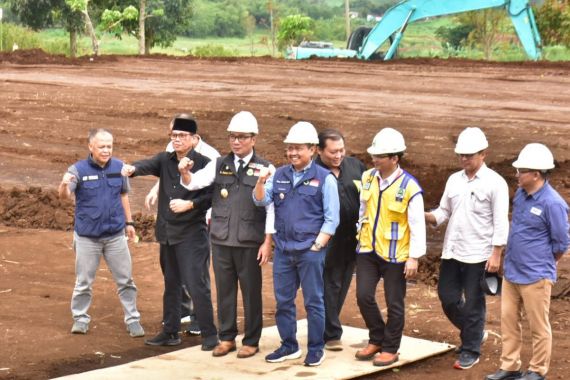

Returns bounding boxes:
[273,247,326,354]
[438,258,486,355]
[71,231,140,325]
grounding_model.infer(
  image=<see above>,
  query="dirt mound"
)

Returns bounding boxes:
[0,49,119,65]
[0,187,156,241]
[0,186,74,229]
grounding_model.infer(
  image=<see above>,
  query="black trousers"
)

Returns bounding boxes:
[356,252,406,354]
[438,258,486,355]
[161,224,217,344]
[212,244,262,346]
[160,247,206,321]
[323,258,355,342]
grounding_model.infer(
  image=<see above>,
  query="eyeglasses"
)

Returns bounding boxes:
[458,153,476,159]
[229,134,253,142]
[516,168,533,175]
[170,132,192,140]
[372,154,391,159]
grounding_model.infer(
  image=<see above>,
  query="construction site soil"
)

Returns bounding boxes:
[0,49,569,379]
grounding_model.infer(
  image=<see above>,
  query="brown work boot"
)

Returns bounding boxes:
[212,340,236,357]
[237,345,260,359]
[355,343,382,360]
[373,352,399,367]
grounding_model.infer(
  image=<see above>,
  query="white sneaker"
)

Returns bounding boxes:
[180,316,192,324]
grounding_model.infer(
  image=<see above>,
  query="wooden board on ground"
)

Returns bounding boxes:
[54,320,454,380]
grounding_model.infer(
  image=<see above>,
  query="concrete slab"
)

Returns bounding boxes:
[54,320,454,380]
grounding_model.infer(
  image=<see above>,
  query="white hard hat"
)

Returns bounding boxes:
[367,128,406,155]
[454,127,489,154]
[513,143,555,170]
[227,111,259,134]
[283,121,319,144]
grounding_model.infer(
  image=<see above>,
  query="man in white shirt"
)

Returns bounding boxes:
[425,127,509,370]
[145,114,220,335]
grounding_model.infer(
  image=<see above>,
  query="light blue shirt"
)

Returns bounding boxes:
[504,182,569,284]
[254,160,340,235]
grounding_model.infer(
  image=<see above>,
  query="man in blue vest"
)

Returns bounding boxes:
[58,128,144,338]
[254,121,340,367]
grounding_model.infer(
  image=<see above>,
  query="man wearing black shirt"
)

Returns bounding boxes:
[122,116,218,350]
[316,129,366,351]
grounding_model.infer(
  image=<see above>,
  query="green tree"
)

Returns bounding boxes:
[435,24,475,55]
[101,0,192,54]
[9,0,84,56]
[276,14,314,51]
[457,9,506,60]
[66,0,100,55]
[534,0,570,46]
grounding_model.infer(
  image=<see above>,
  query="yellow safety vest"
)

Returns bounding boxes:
[357,169,422,263]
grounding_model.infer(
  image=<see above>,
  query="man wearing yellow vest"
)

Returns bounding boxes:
[355,128,426,367]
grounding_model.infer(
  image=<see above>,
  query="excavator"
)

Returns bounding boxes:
[288,0,542,61]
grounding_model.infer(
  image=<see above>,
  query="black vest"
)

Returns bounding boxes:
[210,152,270,247]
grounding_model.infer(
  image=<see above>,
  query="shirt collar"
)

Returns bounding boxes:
[234,150,254,167]
[376,165,402,184]
[523,180,549,200]
[289,160,313,174]
[461,162,489,181]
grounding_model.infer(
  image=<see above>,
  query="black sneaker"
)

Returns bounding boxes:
[453,351,479,370]
[145,332,181,346]
[184,320,201,336]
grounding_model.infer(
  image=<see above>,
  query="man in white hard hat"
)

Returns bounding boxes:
[315,129,366,352]
[178,111,274,359]
[254,121,340,367]
[486,144,569,380]
[355,127,426,367]
[145,114,220,336]
[425,127,509,370]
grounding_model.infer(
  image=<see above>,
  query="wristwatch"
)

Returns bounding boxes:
[126,221,136,227]
[313,241,324,250]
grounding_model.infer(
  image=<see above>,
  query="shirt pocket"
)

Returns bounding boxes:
[471,191,490,216]
[386,201,407,223]
[297,184,318,196]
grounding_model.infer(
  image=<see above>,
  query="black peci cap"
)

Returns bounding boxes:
[172,114,197,134]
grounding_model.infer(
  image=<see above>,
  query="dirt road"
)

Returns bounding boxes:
[0,50,569,379]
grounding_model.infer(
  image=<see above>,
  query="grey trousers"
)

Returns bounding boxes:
[71,232,140,325]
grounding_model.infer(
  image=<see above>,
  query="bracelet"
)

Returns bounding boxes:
[313,241,324,250]
[126,221,136,227]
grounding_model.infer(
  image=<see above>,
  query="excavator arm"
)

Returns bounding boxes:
[361,0,541,60]
[288,0,541,61]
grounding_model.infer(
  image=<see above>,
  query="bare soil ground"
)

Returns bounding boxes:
[0,50,569,380]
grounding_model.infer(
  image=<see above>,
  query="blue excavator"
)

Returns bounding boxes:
[288,0,541,61]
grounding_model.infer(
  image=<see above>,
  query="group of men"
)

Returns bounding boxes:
[59,113,568,378]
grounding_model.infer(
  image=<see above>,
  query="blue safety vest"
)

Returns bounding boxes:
[74,157,126,238]
[272,163,329,252]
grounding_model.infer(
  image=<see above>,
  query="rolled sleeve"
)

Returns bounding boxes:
[408,193,427,259]
[265,202,276,234]
[490,178,510,246]
[549,202,570,255]
[180,160,216,191]
[253,174,274,206]
[320,173,340,235]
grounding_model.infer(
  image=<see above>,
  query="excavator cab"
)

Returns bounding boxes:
[289,0,541,61]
